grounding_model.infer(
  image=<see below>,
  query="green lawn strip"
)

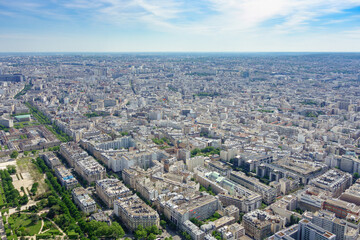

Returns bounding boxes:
[8,213,42,236]
[42,219,62,235]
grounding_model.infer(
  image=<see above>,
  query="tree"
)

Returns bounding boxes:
[31,182,39,195]
[290,215,300,225]
[19,194,29,205]
[47,205,62,218]
[160,220,167,228]
[353,173,359,183]
[135,225,147,240]
[213,212,221,219]
[147,233,156,240]
[190,217,203,227]
[24,151,29,156]
[10,151,19,159]
[48,195,58,207]
[31,213,39,224]
[6,165,16,174]
[182,231,192,240]
[212,231,222,240]
[109,222,124,238]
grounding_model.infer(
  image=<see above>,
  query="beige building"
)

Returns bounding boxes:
[75,157,106,183]
[243,210,285,240]
[186,156,205,171]
[72,187,97,214]
[96,178,131,208]
[60,142,88,167]
[114,194,160,231]
[228,223,245,239]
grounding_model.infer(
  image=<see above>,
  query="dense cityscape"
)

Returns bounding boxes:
[0,53,360,240]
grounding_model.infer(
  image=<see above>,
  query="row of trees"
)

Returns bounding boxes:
[33,157,125,240]
[0,124,9,132]
[14,84,33,99]
[30,182,39,196]
[25,102,51,125]
[0,169,28,208]
[25,102,71,142]
[134,225,162,240]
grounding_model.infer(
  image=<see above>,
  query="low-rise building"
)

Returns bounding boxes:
[90,211,111,225]
[182,220,205,240]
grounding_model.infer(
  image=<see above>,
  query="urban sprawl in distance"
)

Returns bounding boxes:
[0,53,360,240]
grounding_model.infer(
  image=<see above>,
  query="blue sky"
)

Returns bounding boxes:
[0,0,360,52]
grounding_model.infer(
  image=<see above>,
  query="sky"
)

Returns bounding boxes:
[0,0,360,52]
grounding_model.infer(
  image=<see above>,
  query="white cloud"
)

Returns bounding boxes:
[57,0,360,36]
[343,28,360,39]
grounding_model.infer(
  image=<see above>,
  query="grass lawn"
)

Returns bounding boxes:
[8,213,42,236]
[13,120,40,129]
[42,219,61,233]
[16,157,48,196]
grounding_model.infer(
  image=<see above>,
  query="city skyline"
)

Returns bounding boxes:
[1,0,360,52]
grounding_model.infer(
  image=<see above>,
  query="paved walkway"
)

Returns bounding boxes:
[2,208,65,240]
[8,200,37,215]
